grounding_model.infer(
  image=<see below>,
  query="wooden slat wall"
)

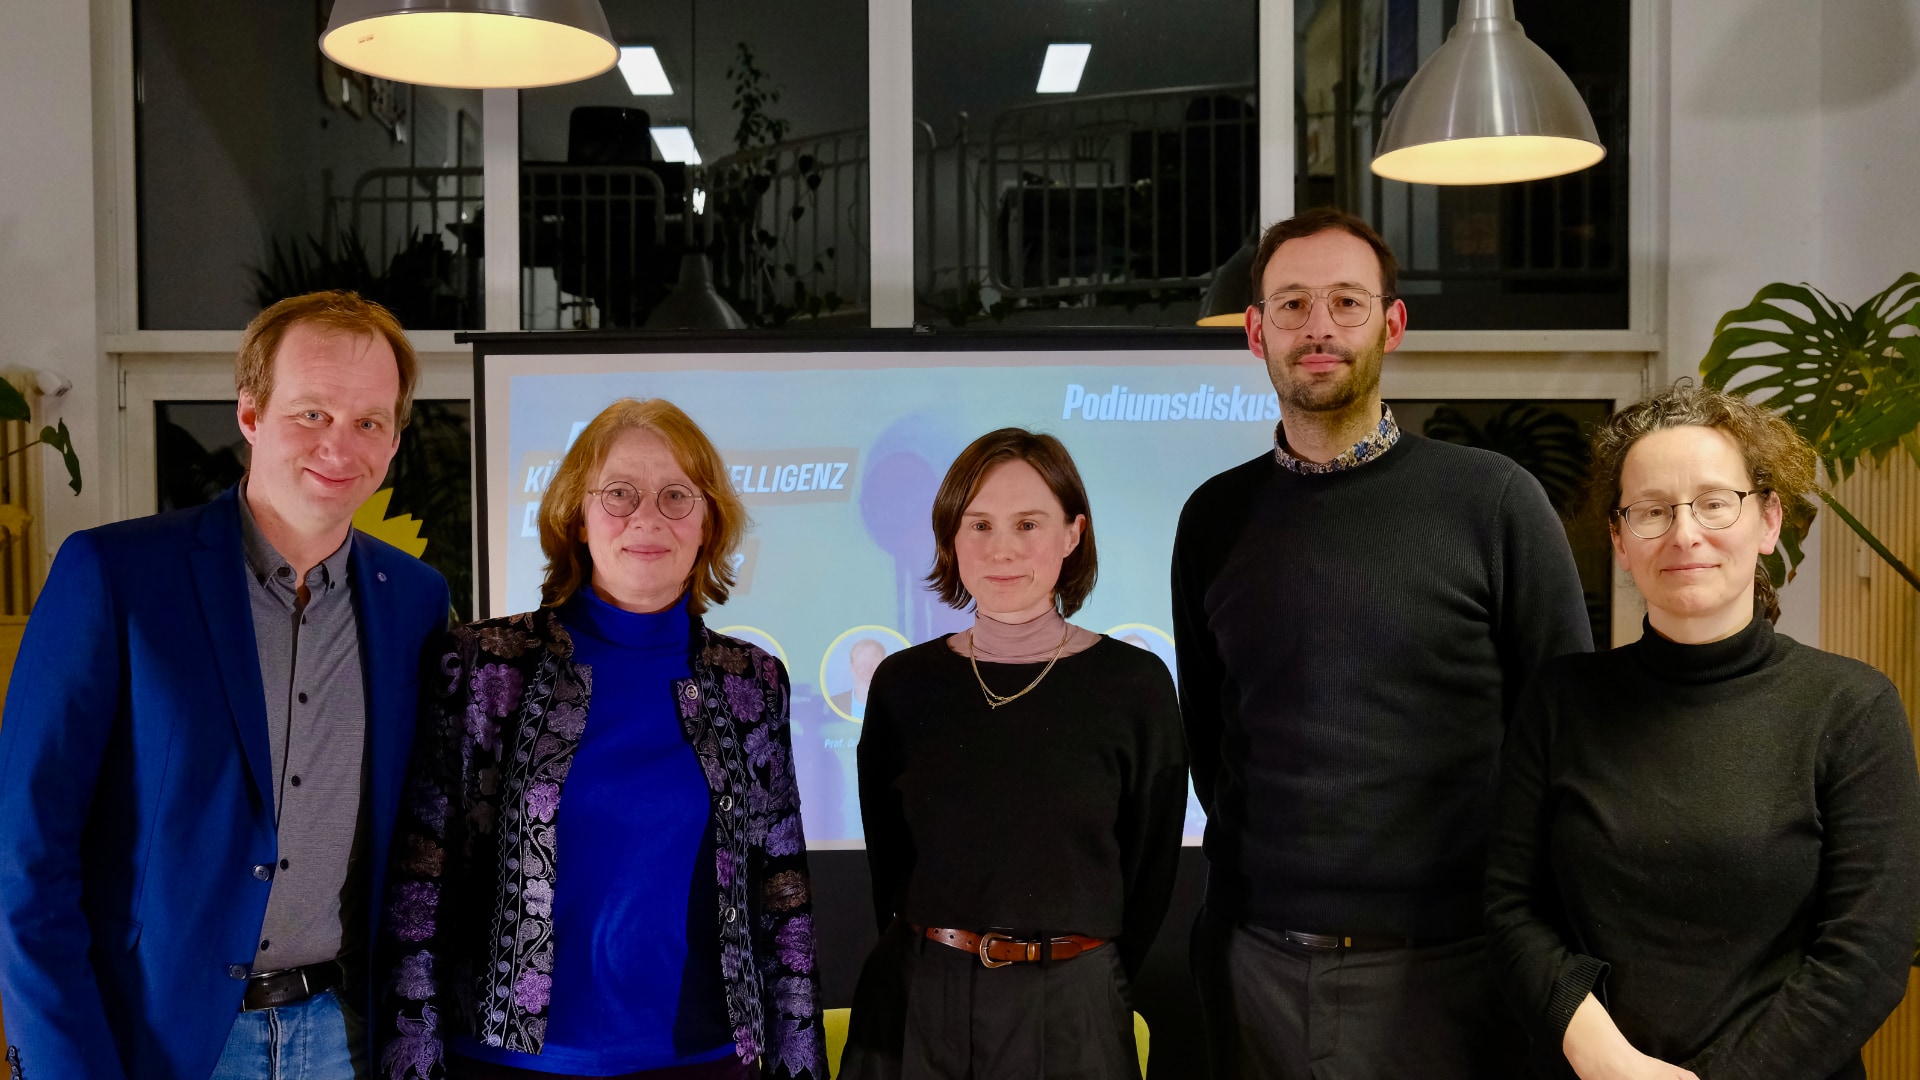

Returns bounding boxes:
[1821,453,1920,1079]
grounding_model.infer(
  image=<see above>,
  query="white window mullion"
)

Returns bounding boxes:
[1258,0,1295,228]
[483,89,521,332]
[869,0,915,327]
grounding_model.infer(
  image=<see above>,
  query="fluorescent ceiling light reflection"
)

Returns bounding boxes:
[651,126,701,164]
[1037,43,1091,93]
[617,46,673,95]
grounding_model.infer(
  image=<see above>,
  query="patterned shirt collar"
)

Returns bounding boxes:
[1273,403,1401,475]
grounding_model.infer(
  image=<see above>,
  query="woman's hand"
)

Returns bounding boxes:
[1563,995,1701,1080]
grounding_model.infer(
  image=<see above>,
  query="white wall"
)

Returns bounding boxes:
[0,0,104,578]
[1661,0,1920,644]
[1817,0,1920,301]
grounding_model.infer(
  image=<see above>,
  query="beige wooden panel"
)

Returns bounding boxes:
[1821,453,1920,1080]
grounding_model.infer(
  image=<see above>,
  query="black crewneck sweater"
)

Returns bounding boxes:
[1487,614,1920,1080]
[1171,433,1593,936]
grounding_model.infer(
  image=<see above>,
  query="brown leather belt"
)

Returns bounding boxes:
[914,925,1108,968]
[241,959,345,1011]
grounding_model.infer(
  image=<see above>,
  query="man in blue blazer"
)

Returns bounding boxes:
[0,292,453,1080]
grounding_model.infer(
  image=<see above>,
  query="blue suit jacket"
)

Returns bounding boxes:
[0,486,451,1080]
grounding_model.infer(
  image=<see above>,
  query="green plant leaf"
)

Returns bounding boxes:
[39,419,81,495]
[1699,281,1872,456]
[0,379,29,423]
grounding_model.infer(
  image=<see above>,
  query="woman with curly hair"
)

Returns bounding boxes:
[378,398,826,1080]
[1486,382,1920,1080]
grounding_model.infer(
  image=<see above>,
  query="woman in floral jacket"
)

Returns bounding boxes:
[379,398,826,1080]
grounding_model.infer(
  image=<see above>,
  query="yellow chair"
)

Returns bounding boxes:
[820,1007,1149,1078]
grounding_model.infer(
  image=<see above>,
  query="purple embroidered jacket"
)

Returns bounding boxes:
[377,608,827,1079]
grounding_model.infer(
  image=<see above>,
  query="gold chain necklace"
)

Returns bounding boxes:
[967,621,1074,709]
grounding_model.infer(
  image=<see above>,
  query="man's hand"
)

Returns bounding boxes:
[1563,994,1701,1080]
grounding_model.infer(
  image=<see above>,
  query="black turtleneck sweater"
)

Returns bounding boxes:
[1486,615,1920,1080]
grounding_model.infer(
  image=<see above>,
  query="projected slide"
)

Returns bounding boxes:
[482,344,1276,847]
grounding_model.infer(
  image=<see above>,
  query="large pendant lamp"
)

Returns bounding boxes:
[321,0,618,90]
[1371,0,1604,185]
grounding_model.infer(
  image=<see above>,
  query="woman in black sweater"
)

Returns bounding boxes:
[841,428,1188,1080]
[1486,384,1920,1080]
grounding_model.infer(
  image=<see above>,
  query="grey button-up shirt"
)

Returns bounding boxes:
[237,488,369,974]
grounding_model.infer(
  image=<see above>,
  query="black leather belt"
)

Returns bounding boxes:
[241,959,345,1012]
[1283,930,1464,951]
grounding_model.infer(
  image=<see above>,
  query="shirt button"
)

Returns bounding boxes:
[259,940,270,952]
[276,566,291,578]
[725,907,738,924]
[252,864,273,881]
[279,858,291,870]
[683,685,699,701]
[228,964,248,979]
[377,572,388,582]
[719,795,733,812]
[298,692,308,704]
[290,776,302,787]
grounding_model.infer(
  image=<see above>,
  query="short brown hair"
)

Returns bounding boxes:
[537,398,748,614]
[1588,381,1818,624]
[926,428,1098,617]
[236,290,419,428]
[1249,206,1399,303]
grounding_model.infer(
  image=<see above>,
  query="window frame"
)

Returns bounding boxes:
[96,0,1667,619]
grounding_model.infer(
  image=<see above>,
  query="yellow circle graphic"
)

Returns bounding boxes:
[1104,623,1174,651]
[819,624,911,724]
[712,625,789,669]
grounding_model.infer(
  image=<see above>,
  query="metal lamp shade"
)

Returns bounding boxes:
[1371,0,1604,185]
[321,0,618,90]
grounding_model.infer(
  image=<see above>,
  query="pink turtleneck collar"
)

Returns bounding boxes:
[947,607,1102,663]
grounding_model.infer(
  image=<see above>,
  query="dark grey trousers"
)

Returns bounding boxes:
[1190,907,1524,1080]
[841,923,1140,1080]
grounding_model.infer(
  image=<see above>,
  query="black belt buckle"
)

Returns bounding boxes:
[242,960,339,1012]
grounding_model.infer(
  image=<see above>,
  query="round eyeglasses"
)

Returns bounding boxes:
[1613,488,1762,539]
[589,482,705,520]
[1255,287,1393,330]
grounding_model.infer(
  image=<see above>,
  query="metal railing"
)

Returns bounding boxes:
[707,127,872,323]
[978,83,1260,302]
[519,164,673,329]
[327,166,484,328]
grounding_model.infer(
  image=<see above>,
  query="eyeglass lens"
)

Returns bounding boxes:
[599,483,699,520]
[1264,289,1375,330]
[1619,489,1748,538]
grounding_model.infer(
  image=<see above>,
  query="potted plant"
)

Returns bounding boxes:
[1701,272,1920,594]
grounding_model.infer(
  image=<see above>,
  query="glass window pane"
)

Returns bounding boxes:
[1299,0,1630,329]
[914,0,1260,327]
[518,0,869,330]
[154,400,475,620]
[136,0,486,330]
[1399,398,1612,644]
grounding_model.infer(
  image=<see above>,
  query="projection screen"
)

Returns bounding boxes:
[475,330,1298,848]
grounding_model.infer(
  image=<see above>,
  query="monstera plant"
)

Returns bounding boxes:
[0,378,81,494]
[1701,272,1920,594]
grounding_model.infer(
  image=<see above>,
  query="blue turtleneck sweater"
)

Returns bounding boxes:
[455,589,733,1075]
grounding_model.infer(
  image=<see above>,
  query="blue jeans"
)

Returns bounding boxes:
[208,989,368,1080]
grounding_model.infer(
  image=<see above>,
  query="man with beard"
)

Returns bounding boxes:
[1171,207,1591,1079]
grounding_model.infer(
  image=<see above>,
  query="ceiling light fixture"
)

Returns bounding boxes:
[1036,44,1092,94]
[617,46,673,95]
[651,126,702,164]
[1370,0,1604,185]
[320,0,618,90]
